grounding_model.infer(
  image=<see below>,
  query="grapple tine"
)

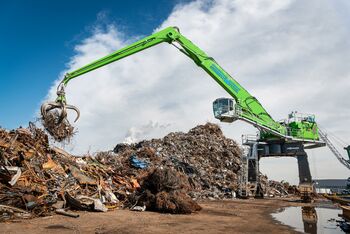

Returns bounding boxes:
[57,103,67,124]
[40,103,49,119]
[40,83,80,125]
[66,104,80,122]
[41,102,63,119]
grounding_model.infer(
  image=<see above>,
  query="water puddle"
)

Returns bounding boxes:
[272,206,345,233]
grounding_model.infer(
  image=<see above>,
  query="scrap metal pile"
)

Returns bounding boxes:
[259,174,299,197]
[109,123,242,200]
[0,122,241,221]
[0,123,120,221]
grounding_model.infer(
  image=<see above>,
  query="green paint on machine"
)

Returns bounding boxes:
[48,26,320,142]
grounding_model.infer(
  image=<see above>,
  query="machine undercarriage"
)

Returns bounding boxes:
[238,135,316,201]
[213,97,327,201]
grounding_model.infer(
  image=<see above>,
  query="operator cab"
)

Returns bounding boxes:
[345,145,350,160]
[212,98,237,123]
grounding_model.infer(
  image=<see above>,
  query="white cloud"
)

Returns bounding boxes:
[123,121,171,144]
[46,0,350,184]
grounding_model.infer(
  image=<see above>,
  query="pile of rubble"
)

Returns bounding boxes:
[127,168,202,214]
[0,122,241,221]
[260,174,299,197]
[108,123,242,200]
[0,123,128,221]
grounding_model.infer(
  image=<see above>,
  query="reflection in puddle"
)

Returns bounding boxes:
[273,206,343,233]
[302,207,318,233]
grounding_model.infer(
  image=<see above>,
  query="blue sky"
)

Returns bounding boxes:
[2,0,348,181]
[0,0,189,129]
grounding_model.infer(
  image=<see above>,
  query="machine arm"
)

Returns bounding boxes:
[62,27,177,85]
[43,26,287,136]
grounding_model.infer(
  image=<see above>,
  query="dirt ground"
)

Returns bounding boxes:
[1,198,300,234]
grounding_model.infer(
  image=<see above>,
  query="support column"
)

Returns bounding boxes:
[297,152,312,184]
[297,152,314,202]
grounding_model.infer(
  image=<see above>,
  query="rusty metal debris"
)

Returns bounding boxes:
[0,205,32,221]
[109,123,242,200]
[0,122,239,220]
[40,110,75,142]
[0,166,21,186]
[55,208,79,218]
[0,122,298,221]
[127,168,202,214]
[259,174,300,197]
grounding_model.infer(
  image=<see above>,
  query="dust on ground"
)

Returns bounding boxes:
[1,199,301,234]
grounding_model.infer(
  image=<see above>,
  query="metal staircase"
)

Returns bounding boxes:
[237,135,261,198]
[238,147,248,198]
[318,129,350,170]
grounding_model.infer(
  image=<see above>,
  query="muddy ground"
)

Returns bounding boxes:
[1,198,301,234]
